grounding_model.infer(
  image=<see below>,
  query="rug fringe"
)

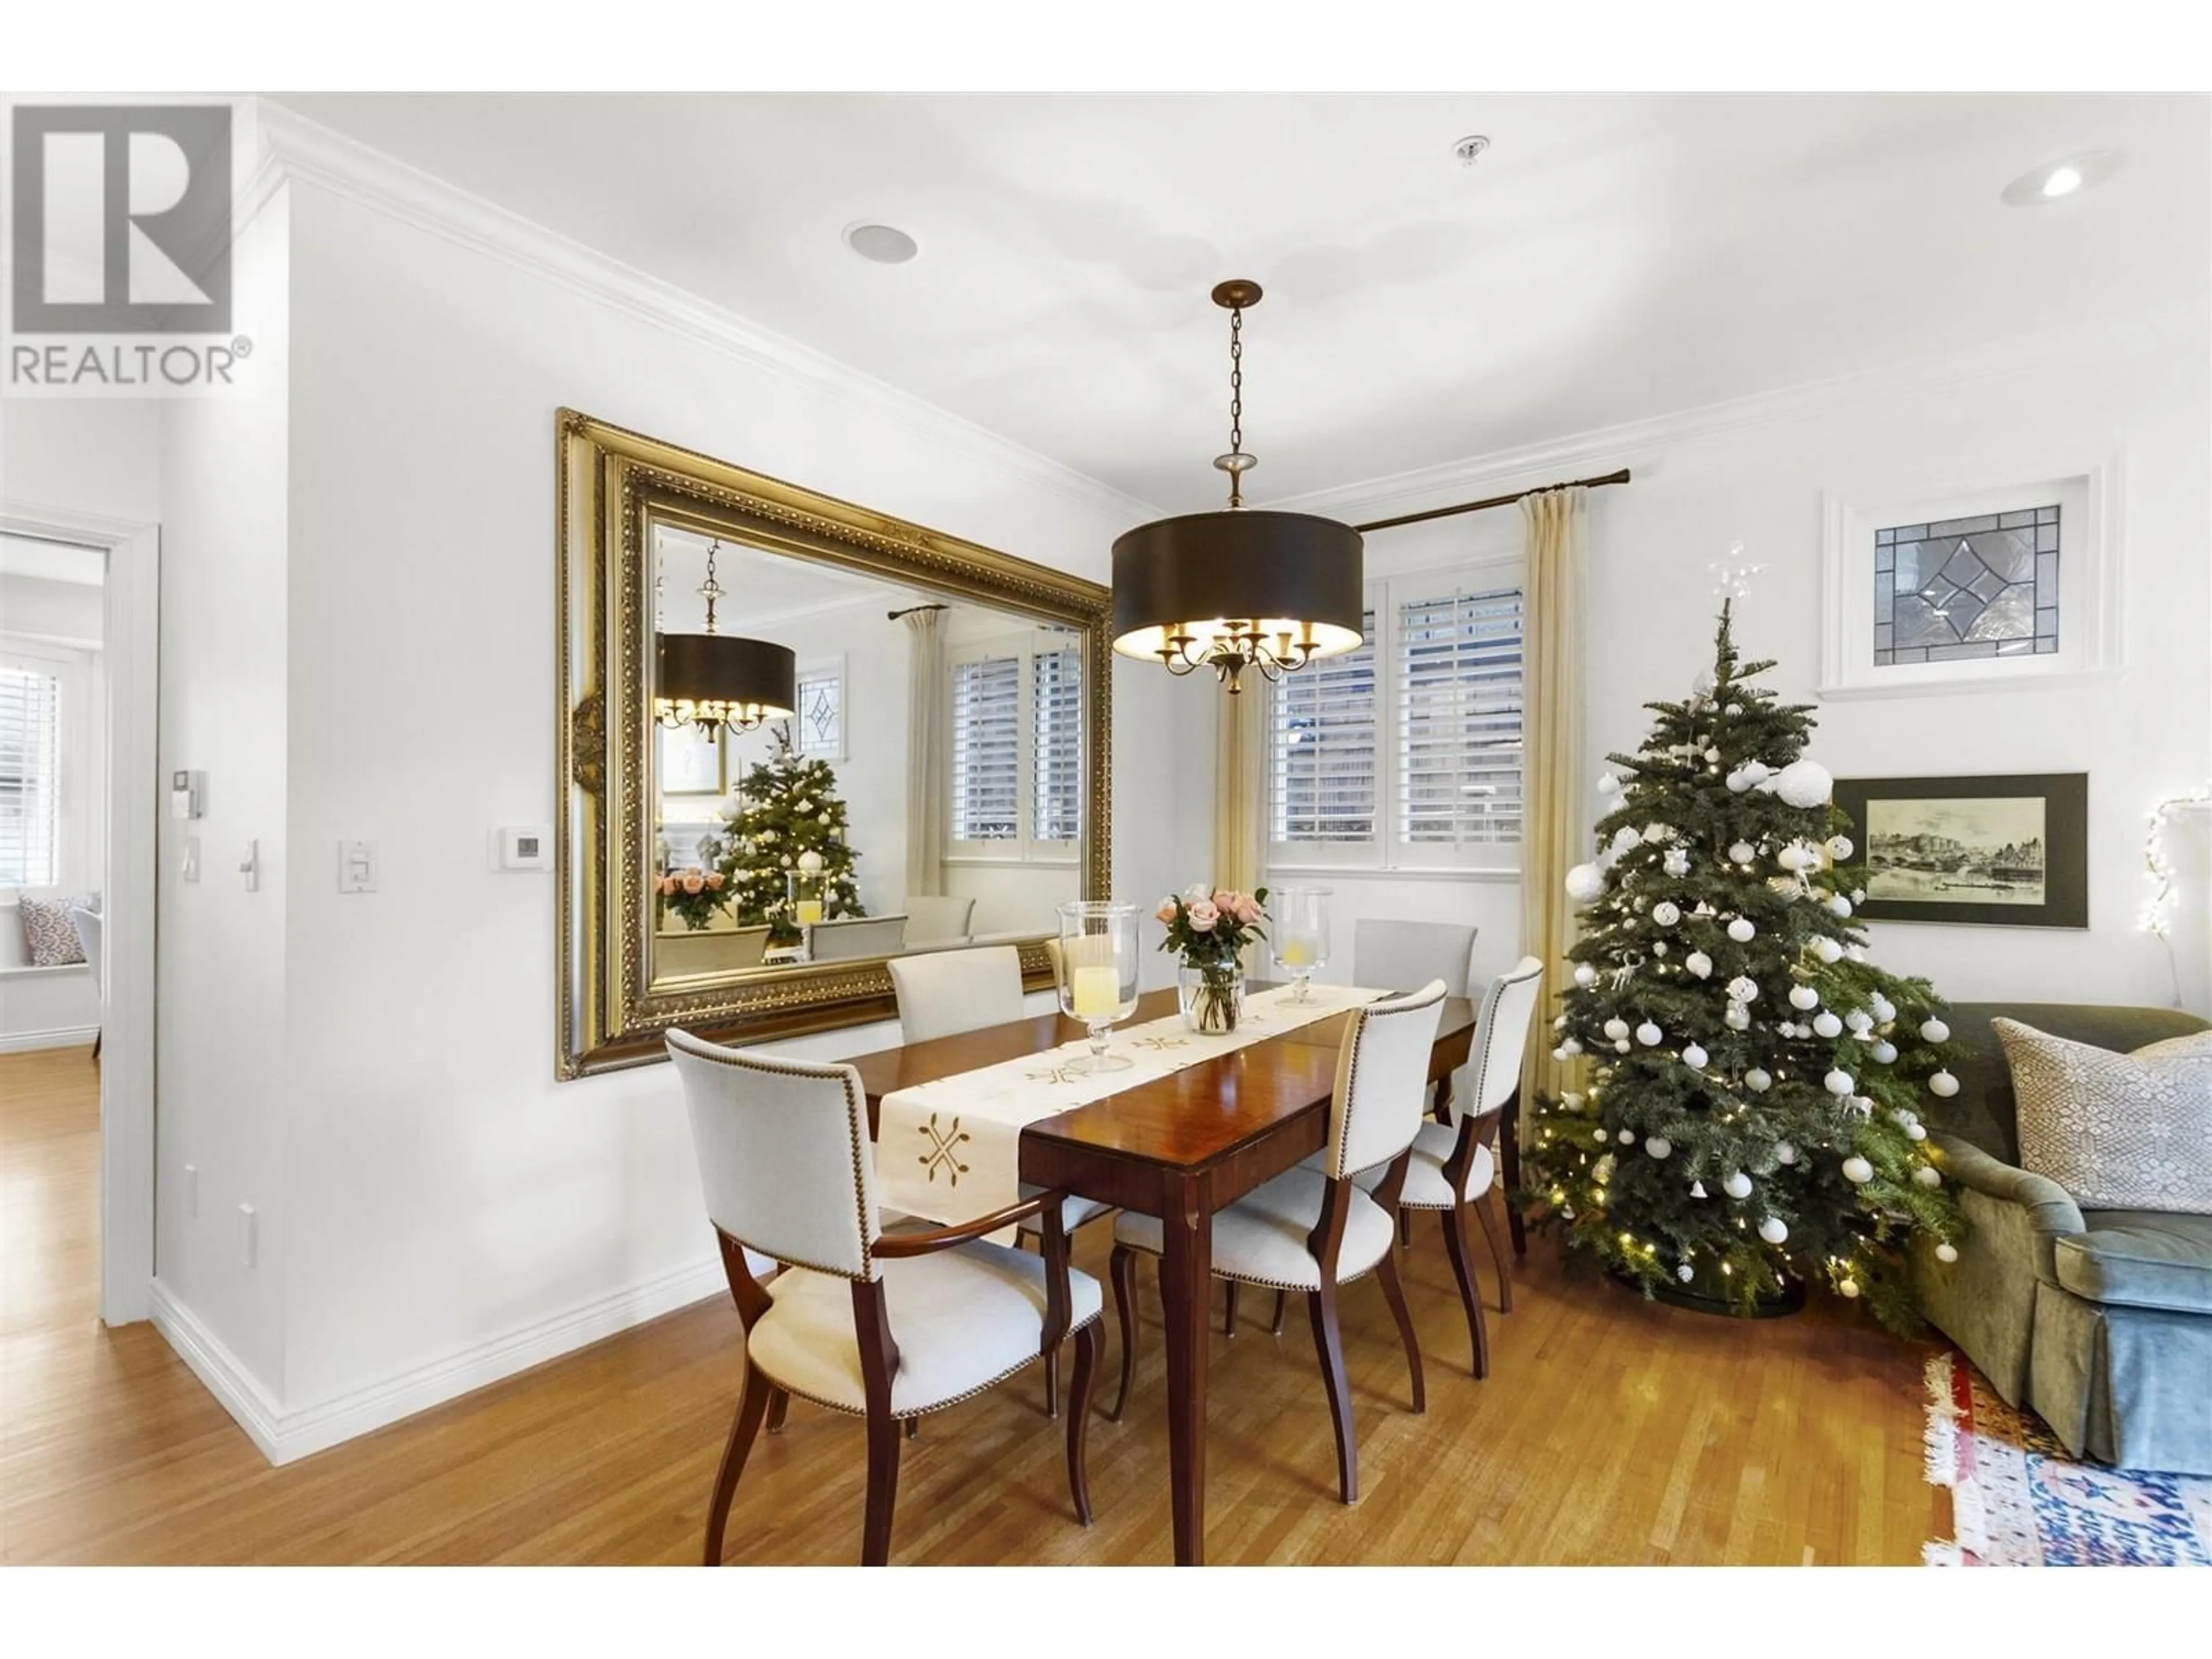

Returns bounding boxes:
[1922,1350,1971,1565]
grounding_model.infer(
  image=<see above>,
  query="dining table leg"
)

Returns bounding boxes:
[1158,1172,1213,1566]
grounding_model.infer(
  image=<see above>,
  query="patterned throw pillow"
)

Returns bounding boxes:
[1995,1018,2212,1214]
[16,893,96,967]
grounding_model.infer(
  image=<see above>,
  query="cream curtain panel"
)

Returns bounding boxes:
[903,608,948,899]
[1518,486,1588,1108]
[1213,686,1268,899]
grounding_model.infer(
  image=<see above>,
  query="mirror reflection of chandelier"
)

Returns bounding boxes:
[653,538,797,734]
[1109,281,1365,695]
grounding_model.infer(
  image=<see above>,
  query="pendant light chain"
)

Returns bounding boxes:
[698,540,725,636]
[1226,304,1244,508]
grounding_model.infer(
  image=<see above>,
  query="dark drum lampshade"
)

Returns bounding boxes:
[1108,279,1365,693]
[1110,510,1365,691]
[654,631,797,733]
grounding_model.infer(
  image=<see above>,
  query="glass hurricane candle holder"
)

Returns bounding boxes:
[1056,900,1140,1074]
[1271,886,1332,1002]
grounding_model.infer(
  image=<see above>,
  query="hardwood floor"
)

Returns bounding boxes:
[0,1045,1945,1565]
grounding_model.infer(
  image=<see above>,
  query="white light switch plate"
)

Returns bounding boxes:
[339,839,378,893]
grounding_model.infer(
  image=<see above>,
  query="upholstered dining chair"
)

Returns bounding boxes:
[901,894,975,950]
[1332,957,1543,1377]
[69,906,103,1063]
[807,914,908,961]
[1109,980,1448,1505]
[885,944,1116,1416]
[666,1028,1104,1566]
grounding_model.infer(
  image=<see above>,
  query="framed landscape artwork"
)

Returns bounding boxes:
[1834,772,2088,929]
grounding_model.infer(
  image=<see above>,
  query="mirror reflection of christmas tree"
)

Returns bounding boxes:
[1520,601,1965,1331]
[718,723,863,946]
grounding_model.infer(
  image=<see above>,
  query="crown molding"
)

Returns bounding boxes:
[249,100,1160,532]
[1274,302,2207,526]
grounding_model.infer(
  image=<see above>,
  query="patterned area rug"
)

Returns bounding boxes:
[1923,1351,2212,1565]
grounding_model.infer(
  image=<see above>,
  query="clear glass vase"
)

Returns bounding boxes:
[1177,961,1245,1035]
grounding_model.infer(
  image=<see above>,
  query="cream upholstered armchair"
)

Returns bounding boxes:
[901,895,975,950]
[1109,980,1448,1505]
[884,944,1115,1415]
[666,1029,1104,1565]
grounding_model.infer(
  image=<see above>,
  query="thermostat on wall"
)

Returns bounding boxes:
[171,770,204,819]
[496,825,553,872]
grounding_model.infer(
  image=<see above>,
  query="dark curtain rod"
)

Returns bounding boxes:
[886,602,950,621]
[1353,467,1631,535]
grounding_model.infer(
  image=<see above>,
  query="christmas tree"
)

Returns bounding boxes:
[718,723,865,946]
[1521,603,1965,1331]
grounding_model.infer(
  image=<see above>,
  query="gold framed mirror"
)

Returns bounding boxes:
[557,411,1112,1077]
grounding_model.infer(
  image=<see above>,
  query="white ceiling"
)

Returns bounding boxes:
[279,93,2210,509]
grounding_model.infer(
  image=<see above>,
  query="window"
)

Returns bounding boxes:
[948,631,1082,860]
[950,653,1021,841]
[794,661,844,759]
[1874,507,2058,666]
[1032,645,1083,844]
[1269,612,1377,843]
[1268,567,1524,872]
[0,662,62,890]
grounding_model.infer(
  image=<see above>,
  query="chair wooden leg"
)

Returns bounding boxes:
[1305,1286,1358,1505]
[1373,1241,1426,1414]
[703,1365,772,1566]
[1222,1280,1238,1338]
[1065,1321,1099,1525]
[766,1387,790,1434]
[1270,1289,1287,1335]
[1441,1200,1491,1379]
[1109,1243,1139,1422]
[1475,1188,1515,1313]
[905,1418,918,1441]
[1042,1350,1060,1419]
[1399,1208,1412,1248]
[861,1408,903,1566]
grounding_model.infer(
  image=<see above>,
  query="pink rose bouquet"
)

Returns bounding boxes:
[656,865,732,933]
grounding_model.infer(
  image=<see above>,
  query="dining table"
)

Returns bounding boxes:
[845,982,1478,1566]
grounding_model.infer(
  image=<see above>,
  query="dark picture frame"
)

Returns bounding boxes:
[1835,772,2088,929]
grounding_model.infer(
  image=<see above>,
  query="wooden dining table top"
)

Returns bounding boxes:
[844,984,1479,1180]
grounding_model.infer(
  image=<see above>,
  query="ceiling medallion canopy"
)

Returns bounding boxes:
[653,538,797,734]
[1111,279,1364,695]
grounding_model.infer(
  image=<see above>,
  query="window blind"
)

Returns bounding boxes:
[1267,612,1378,844]
[950,653,1021,840]
[1032,646,1082,843]
[1397,586,1524,846]
[0,665,61,889]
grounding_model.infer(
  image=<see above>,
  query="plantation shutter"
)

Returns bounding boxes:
[1031,645,1082,844]
[950,653,1021,840]
[1396,585,1524,847]
[1268,611,1378,847]
[0,664,62,889]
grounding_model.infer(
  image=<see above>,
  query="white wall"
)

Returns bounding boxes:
[152,187,295,1393]
[1283,304,2212,1017]
[267,171,1195,1427]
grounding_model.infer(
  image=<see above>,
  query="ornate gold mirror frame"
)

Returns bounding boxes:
[556,410,1112,1078]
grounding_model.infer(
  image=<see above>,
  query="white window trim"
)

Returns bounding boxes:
[945,627,1082,865]
[1267,553,1525,877]
[1819,456,2122,700]
[792,653,847,762]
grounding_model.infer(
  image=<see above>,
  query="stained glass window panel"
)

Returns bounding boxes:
[795,668,842,757]
[1872,505,2057,667]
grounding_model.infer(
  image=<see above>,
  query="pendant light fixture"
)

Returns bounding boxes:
[1111,280,1363,694]
[653,538,797,734]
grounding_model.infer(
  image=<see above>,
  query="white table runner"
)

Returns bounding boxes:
[877,983,1389,1228]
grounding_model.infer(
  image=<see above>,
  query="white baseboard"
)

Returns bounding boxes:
[147,1279,286,1462]
[153,1258,728,1466]
[0,1024,98,1054]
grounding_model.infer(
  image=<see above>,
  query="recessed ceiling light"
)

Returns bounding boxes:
[1452,134,1490,167]
[842,222,919,264]
[2001,150,2124,207]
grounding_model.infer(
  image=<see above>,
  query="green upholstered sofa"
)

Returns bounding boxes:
[1915,1002,2212,1475]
